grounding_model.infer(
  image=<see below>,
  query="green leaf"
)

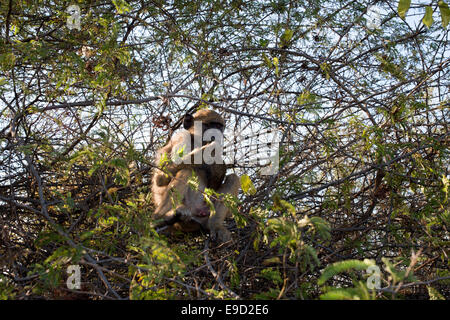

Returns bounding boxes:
[262,53,272,68]
[112,0,131,14]
[297,90,317,106]
[320,288,361,300]
[427,286,445,300]
[241,174,256,195]
[0,52,16,70]
[382,257,416,283]
[260,268,283,285]
[438,1,450,28]
[259,39,269,47]
[262,257,281,265]
[309,216,331,240]
[320,62,330,80]
[318,259,376,286]
[273,57,279,76]
[273,195,296,216]
[203,191,216,214]
[397,0,411,19]
[281,28,293,46]
[109,157,127,169]
[422,6,434,28]
[320,281,375,300]
[80,230,95,240]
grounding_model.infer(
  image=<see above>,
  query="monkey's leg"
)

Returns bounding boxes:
[208,174,240,243]
[172,169,208,223]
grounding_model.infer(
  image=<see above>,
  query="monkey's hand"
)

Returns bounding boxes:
[209,224,232,243]
[175,205,193,222]
[156,206,192,228]
[155,173,171,186]
[153,209,180,230]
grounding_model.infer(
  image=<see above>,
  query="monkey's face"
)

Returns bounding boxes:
[183,110,225,145]
[190,121,224,145]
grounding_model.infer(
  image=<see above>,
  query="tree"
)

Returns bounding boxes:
[0,0,448,300]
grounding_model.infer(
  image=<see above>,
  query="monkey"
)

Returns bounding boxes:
[151,109,240,243]
[152,110,226,190]
[151,109,239,241]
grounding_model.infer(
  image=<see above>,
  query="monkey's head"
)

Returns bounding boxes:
[183,109,225,136]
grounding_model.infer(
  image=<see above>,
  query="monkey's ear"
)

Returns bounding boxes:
[183,113,194,129]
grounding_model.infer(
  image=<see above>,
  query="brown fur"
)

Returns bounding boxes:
[151,110,240,242]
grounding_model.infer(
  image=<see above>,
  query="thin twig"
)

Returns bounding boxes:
[203,239,240,299]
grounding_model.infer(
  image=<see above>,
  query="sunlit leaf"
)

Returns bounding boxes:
[112,0,131,14]
[318,259,376,285]
[422,6,434,28]
[273,57,279,76]
[438,0,450,28]
[281,28,294,46]
[397,0,411,19]
[428,286,445,300]
[241,174,256,195]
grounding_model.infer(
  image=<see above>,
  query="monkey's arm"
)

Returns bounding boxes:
[153,131,185,186]
[156,139,221,186]
[153,169,192,220]
[153,140,174,186]
[171,140,222,167]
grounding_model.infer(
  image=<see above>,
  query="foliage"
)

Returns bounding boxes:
[0,0,448,300]
[0,276,16,300]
